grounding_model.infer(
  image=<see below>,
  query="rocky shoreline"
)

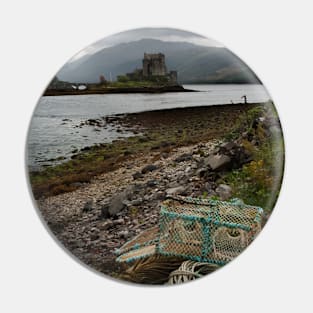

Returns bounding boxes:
[38,138,242,276]
[33,101,283,280]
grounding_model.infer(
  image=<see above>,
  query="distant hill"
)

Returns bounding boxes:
[57,39,261,84]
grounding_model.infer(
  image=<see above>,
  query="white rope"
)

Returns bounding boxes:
[168,260,217,284]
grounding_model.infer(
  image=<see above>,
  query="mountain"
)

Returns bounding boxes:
[57,39,261,84]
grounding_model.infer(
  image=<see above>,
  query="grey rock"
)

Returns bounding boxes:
[204,182,213,192]
[168,181,180,188]
[90,227,99,233]
[191,163,198,169]
[193,155,203,163]
[133,183,144,192]
[223,144,252,169]
[196,167,208,177]
[108,192,127,216]
[117,230,130,239]
[177,175,189,185]
[219,141,236,152]
[155,191,166,200]
[215,184,232,200]
[99,220,113,231]
[122,199,132,207]
[124,185,135,201]
[166,186,186,196]
[185,166,192,173]
[160,141,172,148]
[147,180,158,187]
[100,203,110,218]
[131,198,143,206]
[132,171,143,180]
[175,171,185,179]
[205,154,231,171]
[82,200,93,212]
[90,234,99,241]
[70,182,84,187]
[175,153,193,163]
[141,164,158,174]
[112,218,125,225]
[143,194,153,201]
[75,241,85,248]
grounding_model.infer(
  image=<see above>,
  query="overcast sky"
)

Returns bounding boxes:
[70,27,223,62]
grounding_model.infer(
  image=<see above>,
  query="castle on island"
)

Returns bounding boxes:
[47,53,178,92]
[121,53,177,84]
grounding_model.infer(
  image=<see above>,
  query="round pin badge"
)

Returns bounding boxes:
[27,27,284,285]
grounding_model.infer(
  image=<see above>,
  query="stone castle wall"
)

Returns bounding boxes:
[125,53,177,84]
[143,53,167,77]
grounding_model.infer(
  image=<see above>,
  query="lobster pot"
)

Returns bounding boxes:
[156,197,263,265]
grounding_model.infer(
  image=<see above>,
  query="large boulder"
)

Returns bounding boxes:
[108,190,130,216]
[205,154,231,171]
[217,141,252,169]
[219,141,236,152]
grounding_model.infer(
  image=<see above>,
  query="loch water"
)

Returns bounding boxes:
[27,84,271,169]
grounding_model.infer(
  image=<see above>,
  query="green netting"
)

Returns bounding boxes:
[116,196,263,265]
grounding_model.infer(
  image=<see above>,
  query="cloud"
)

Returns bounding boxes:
[69,27,223,62]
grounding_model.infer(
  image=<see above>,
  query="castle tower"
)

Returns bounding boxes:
[142,53,167,77]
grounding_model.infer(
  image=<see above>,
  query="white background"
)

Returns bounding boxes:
[0,0,312,312]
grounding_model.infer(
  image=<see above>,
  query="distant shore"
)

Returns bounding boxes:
[43,85,196,96]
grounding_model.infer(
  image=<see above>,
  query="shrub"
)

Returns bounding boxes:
[221,104,284,212]
[117,75,130,83]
